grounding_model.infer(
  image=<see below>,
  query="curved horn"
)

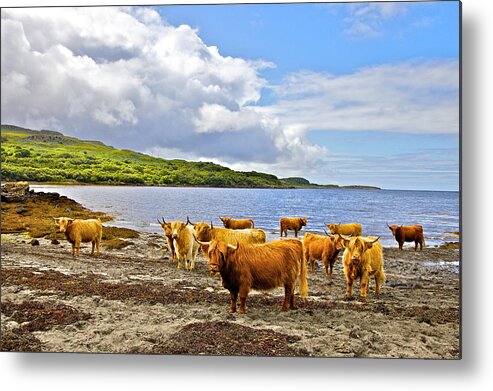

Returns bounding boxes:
[210,220,214,229]
[186,216,192,225]
[364,236,380,244]
[324,229,331,236]
[157,218,162,225]
[339,234,352,241]
[387,222,391,228]
[193,234,210,246]
[162,217,166,224]
[227,241,239,251]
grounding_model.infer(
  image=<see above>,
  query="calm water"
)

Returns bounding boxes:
[32,185,460,247]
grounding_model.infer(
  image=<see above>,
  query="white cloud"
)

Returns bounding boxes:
[0,6,459,188]
[263,59,459,135]
[343,2,407,38]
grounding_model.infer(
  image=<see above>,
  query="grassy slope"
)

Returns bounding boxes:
[0,125,379,189]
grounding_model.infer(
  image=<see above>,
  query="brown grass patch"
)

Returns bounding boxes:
[103,238,134,249]
[1,300,91,331]
[102,226,139,240]
[151,321,308,357]
[1,328,44,352]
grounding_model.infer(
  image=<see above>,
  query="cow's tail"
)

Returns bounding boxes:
[298,252,308,299]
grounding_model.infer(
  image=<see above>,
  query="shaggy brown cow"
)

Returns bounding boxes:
[340,235,385,299]
[280,217,307,238]
[197,238,308,314]
[326,223,363,236]
[302,233,344,276]
[220,217,255,229]
[387,224,425,251]
[54,217,103,257]
[157,217,177,261]
[193,221,266,244]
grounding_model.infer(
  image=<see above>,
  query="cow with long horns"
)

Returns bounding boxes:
[339,235,386,299]
[302,232,344,276]
[158,218,199,270]
[195,237,308,314]
[157,217,177,261]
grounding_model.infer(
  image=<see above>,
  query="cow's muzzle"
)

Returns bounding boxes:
[209,263,220,274]
[172,234,178,240]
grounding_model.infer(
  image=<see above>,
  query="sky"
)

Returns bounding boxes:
[0,1,460,191]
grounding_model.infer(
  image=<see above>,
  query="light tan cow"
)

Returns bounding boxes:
[326,223,363,236]
[340,235,386,299]
[54,217,103,256]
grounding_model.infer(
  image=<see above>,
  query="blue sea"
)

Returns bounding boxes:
[32,185,460,247]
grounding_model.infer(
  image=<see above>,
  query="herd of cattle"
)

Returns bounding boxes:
[53,216,425,314]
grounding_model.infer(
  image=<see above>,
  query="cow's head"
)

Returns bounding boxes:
[157,217,173,237]
[300,217,307,226]
[194,222,213,242]
[326,223,338,234]
[170,221,188,240]
[219,217,230,227]
[331,233,345,251]
[195,238,238,275]
[324,231,345,251]
[341,235,380,264]
[54,217,74,233]
[387,224,400,236]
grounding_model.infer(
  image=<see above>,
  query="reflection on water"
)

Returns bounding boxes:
[32,185,459,247]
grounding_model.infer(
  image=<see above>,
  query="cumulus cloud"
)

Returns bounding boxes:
[1,6,326,174]
[1,6,458,187]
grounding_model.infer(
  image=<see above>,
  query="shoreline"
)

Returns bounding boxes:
[1,182,460,358]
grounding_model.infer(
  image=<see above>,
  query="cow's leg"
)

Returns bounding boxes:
[71,243,75,257]
[323,258,329,275]
[91,241,95,255]
[286,282,296,310]
[96,238,101,256]
[294,229,298,238]
[345,279,353,298]
[375,275,381,295]
[282,282,294,311]
[360,272,369,298]
[238,286,249,314]
[414,240,418,251]
[399,242,403,250]
[328,260,335,277]
[75,240,81,257]
[229,291,238,313]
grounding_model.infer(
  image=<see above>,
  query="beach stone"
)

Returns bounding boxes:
[30,239,40,246]
[51,239,60,245]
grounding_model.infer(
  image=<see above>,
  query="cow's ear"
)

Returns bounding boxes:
[200,243,210,254]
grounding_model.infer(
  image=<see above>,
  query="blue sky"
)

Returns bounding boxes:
[1,1,460,190]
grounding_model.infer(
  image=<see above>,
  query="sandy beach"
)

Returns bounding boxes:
[1,185,460,358]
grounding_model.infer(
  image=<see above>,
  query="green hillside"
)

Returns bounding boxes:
[0,125,380,189]
[0,125,293,188]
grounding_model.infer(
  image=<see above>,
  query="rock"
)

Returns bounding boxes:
[51,239,60,245]
[30,239,40,246]
[15,206,27,214]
